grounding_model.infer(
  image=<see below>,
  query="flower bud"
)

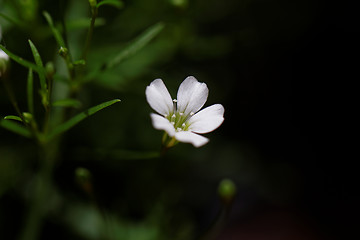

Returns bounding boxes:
[58,47,68,58]
[218,178,236,203]
[22,112,33,123]
[75,167,93,195]
[45,62,55,79]
[169,0,188,8]
[0,50,10,77]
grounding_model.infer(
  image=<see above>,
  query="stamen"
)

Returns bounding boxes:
[182,123,186,127]
[164,114,168,117]
[190,112,194,116]
[172,99,177,111]
[179,112,184,116]
[171,121,175,125]
[172,114,176,118]
[176,127,182,132]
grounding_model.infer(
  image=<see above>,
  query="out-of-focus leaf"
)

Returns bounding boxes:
[47,99,120,141]
[96,0,124,9]
[0,118,31,138]
[43,11,66,48]
[104,22,164,70]
[52,98,82,108]
[27,68,34,115]
[28,40,47,90]
[0,44,42,72]
[0,12,23,27]
[73,59,86,66]
[3,115,22,122]
[65,18,106,31]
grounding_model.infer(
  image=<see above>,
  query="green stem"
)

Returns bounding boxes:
[18,141,59,240]
[82,7,98,61]
[42,73,54,135]
[65,53,75,81]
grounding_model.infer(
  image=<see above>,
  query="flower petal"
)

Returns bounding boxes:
[146,79,173,116]
[177,76,209,116]
[150,113,175,136]
[175,131,209,147]
[188,104,224,133]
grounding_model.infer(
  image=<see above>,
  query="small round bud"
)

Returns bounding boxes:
[75,167,92,182]
[169,0,188,8]
[75,167,93,194]
[45,62,55,79]
[218,178,236,203]
[22,112,33,123]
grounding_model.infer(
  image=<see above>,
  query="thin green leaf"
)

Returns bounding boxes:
[0,44,42,72]
[0,118,31,138]
[96,0,124,9]
[28,40,47,90]
[42,11,66,48]
[27,68,34,115]
[47,99,120,140]
[105,22,165,69]
[52,98,82,108]
[4,115,22,122]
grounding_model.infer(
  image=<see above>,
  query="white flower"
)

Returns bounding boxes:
[146,76,224,147]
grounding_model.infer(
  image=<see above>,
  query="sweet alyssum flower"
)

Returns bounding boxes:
[146,76,224,148]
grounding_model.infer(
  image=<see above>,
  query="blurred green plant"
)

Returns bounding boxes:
[0,0,169,239]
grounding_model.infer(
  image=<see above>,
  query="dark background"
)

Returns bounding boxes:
[0,0,357,239]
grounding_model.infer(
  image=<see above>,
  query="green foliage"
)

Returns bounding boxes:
[52,98,82,108]
[0,117,32,138]
[96,0,124,9]
[3,115,22,121]
[27,68,34,114]
[105,22,165,70]
[43,11,66,48]
[28,40,46,90]
[0,12,23,27]
[47,99,120,141]
[0,44,42,72]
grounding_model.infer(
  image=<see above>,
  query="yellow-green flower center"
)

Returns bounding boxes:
[165,99,193,132]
